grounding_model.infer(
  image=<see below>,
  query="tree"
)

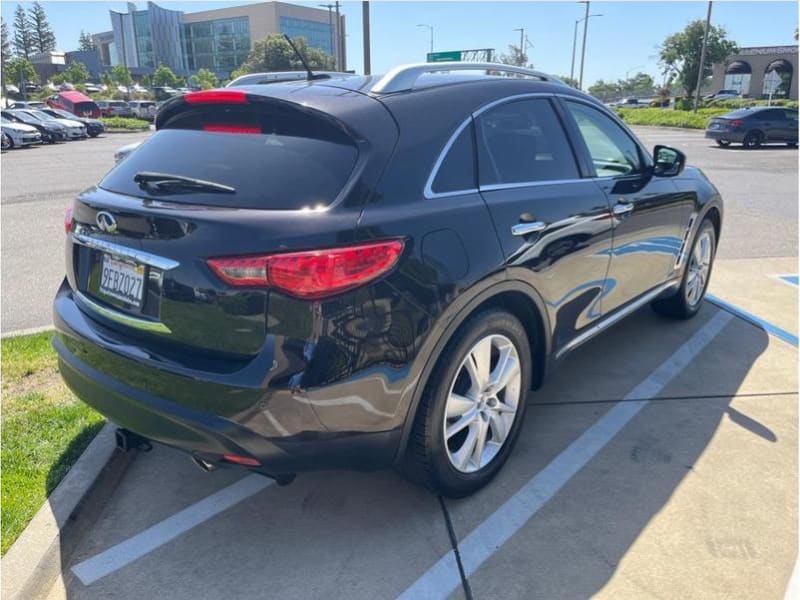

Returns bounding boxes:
[152,63,179,87]
[237,34,334,74]
[659,20,737,96]
[559,75,579,89]
[111,64,132,89]
[498,44,529,68]
[588,79,621,101]
[101,71,115,90]
[194,68,219,90]
[28,1,56,54]
[140,74,152,88]
[12,5,33,59]
[63,61,90,84]
[6,56,37,86]
[78,30,95,51]
[1,18,11,87]
[619,72,655,97]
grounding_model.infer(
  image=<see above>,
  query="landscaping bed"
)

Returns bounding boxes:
[99,116,151,132]
[615,107,731,129]
[1,331,104,555]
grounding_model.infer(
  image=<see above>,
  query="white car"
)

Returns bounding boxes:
[705,89,740,101]
[24,109,87,139]
[128,101,157,120]
[1,116,43,147]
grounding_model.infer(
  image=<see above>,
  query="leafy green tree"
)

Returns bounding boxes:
[619,72,655,97]
[12,5,32,59]
[1,18,11,87]
[588,79,621,101]
[101,71,115,91]
[194,68,219,90]
[559,75,579,89]
[111,64,133,92]
[152,63,179,87]
[6,56,37,86]
[63,61,90,84]
[238,34,334,74]
[140,74,152,88]
[659,20,737,97]
[28,1,56,54]
[78,30,95,51]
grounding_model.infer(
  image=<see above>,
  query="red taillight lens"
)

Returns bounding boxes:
[184,90,248,105]
[207,239,405,299]
[64,205,73,234]
[221,454,261,467]
[202,124,262,134]
[731,119,743,128]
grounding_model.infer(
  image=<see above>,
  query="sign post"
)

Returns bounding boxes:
[763,69,781,106]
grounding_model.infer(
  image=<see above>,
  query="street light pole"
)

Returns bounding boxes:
[417,24,433,55]
[570,20,579,80]
[693,1,713,113]
[578,0,590,89]
[514,27,524,64]
[362,1,371,75]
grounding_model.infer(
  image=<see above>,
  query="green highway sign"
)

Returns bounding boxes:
[427,51,462,62]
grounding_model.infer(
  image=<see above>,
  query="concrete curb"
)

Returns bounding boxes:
[1,422,125,599]
[1,325,55,339]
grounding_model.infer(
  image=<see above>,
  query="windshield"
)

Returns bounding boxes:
[50,109,73,119]
[29,110,57,121]
[10,112,38,124]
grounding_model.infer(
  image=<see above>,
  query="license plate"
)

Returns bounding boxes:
[99,255,146,307]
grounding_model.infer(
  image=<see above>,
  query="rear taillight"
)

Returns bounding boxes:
[221,454,261,467]
[64,205,73,234]
[207,239,405,299]
[202,124,261,134]
[184,90,248,105]
[731,119,743,128]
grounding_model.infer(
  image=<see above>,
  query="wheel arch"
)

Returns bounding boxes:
[393,279,552,464]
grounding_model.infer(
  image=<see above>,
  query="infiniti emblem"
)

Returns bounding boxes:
[96,211,118,233]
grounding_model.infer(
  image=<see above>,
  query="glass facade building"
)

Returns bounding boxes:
[279,16,333,55]
[184,17,251,72]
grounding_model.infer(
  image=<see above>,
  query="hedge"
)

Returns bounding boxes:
[615,107,731,129]
[99,117,150,131]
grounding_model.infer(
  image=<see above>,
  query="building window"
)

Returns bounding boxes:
[133,10,154,68]
[723,60,751,96]
[183,16,250,75]
[279,16,333,55]
[762,59,793,99]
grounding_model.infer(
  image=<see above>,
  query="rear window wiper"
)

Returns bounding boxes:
[134,171,236,194]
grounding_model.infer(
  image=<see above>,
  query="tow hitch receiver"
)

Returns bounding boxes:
[115,428,153,453]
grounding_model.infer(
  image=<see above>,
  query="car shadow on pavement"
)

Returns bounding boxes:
[48,305,778,599]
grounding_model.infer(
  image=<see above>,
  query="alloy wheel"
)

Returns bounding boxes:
[685,230,713,306]
[443,334,522,473]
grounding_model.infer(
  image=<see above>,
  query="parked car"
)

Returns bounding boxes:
[705,106,799,148]
[1,131,10,150]
[47,91,102,118]
[2,109,65,143]
[84,83,102,94]
[54,64,723,497]
[1,116,42,147]
[704,89,740,102]
[40,107,105,137]
[609,97,648,108]
[95,100,134,117]
[9,101,46,110]
[128,100,157,120]
[113,141,142,162]
[24,109,87,139]
[151,86,180,101]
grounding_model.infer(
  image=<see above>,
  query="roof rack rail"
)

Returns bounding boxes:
[370,62,564,94]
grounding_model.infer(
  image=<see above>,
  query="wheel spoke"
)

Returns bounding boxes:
[446,408,477,439]
[489,345,520,393]
[489,412,507,443]
[446,393,475,418]
[495,399,516,414]
[471,419,489,468]
[452,424,478,470]
[469,337,492,389]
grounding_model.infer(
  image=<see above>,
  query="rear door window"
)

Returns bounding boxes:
[100,102,359,210]
[430,121,476,195]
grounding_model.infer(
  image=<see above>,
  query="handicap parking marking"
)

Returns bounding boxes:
[773,274,799,288]
[706,293,798,348]
[400,310,733,599]
[71,474,273,586]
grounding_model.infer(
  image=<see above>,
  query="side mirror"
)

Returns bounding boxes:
[653,145,685,177]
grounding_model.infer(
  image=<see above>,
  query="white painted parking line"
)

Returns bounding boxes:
[399,310,733,599]
[71,474,272,586]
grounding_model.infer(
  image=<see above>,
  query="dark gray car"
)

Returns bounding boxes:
[705,106,799,148]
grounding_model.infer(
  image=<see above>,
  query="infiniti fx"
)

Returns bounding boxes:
[54,64,723,497]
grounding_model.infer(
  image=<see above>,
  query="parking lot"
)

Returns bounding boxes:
[1,127,797,599]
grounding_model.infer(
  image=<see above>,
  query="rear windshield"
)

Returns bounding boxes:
[725,109,760,119]
[73,101,98,113]
[100,102,359,210]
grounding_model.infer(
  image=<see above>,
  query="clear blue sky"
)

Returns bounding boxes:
[2,0,797,85]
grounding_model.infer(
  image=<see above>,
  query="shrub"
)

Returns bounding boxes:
[99,117,150,131]
[615,107,730,129]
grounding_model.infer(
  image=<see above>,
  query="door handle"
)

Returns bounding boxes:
[511,221,547,236]
[612,202,634,216]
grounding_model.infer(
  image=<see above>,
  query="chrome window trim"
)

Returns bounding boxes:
[75,291,171,334]
[555,279,680,359]
[480,178,589,192]
[71,231,180,271]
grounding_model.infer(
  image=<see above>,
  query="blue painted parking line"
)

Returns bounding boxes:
[774,274,799,288]
[706,294,798,348]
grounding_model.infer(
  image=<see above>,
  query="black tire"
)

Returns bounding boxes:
[743,131,763,149]
[404,309,532,497]
[715,139,730,147]
[651,218,716,319]
[89,132,99,138]
[2,134,13,150]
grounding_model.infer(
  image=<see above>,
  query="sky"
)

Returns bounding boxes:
[2,0,797,86]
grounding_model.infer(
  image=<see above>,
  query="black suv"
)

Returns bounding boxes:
[54,63,723,497]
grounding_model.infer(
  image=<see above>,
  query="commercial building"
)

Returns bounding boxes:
[91,1,345,79]
[711,45,798,101]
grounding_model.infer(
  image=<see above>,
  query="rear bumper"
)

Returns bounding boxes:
[705,129,744,142]
[53,280,401,476]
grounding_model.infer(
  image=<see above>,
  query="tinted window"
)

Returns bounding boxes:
[431,121,476,194]
[477,98,578,186]
[761,109,786,120]
[785,110,799,123]
[101,103,359,210]
[565,101,641,177]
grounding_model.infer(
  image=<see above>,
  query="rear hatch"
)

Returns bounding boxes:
[67,89,372,358]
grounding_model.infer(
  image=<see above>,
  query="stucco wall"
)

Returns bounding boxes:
[711,46,798,100]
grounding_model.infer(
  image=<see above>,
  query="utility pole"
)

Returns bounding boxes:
[578,0,590,89]
[570,20,579,80]
[513,27,524,65]
[362,1,370,75]
[693,0,713,113]
[319,4,334,63]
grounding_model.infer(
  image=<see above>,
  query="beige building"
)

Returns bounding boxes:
[711,45,798,100]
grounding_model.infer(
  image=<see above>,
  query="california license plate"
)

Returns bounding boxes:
[99,255,145,307]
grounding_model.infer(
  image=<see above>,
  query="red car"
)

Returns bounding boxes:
[47,91,101,118]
